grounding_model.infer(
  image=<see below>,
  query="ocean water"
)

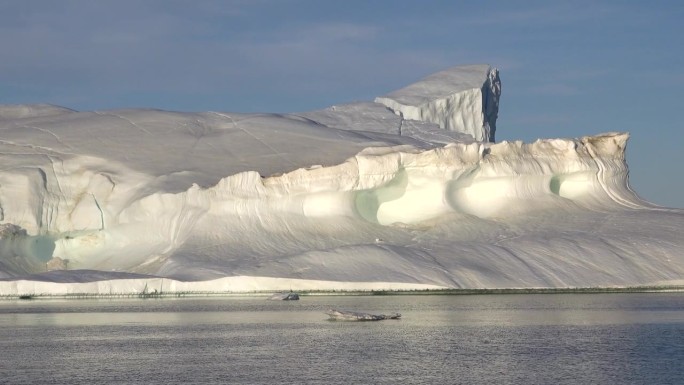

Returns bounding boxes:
[0,293,683,385]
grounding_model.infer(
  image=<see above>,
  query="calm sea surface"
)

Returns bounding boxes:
[0,293,683,385]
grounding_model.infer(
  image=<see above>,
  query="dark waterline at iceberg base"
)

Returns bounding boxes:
[1,294,683,384]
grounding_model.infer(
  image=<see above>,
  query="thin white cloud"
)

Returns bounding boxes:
[527,83,580,96]
[506,112,572,127]
[459,2,619,27]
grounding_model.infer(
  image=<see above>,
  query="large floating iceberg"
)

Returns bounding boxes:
[0,64,682,296]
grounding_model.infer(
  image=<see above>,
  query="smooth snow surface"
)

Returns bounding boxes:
[0,64,682,296]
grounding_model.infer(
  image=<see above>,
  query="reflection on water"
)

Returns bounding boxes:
[1,294,683,384]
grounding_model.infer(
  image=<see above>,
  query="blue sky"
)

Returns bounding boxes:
[1,0,683,207]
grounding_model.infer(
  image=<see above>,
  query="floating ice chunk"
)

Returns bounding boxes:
[269,292,300,300]
[325,309,401,321]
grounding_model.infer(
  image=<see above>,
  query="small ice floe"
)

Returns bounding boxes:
[269,292,300,300]
[325,309,401,321]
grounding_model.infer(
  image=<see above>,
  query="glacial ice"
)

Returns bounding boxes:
[375,64,501,142]
[0,64,682,296]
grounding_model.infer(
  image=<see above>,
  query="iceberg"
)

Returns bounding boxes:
[0,64,682,296]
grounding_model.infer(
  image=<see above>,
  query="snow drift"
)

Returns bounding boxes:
[0,64,682,296]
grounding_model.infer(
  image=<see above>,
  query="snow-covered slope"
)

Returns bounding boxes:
[0,64,682,296]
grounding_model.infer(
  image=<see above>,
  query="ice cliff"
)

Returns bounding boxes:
[375,64,501,142]
[0,64,682,296]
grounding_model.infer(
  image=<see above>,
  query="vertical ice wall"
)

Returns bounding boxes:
[375,64,501,142]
